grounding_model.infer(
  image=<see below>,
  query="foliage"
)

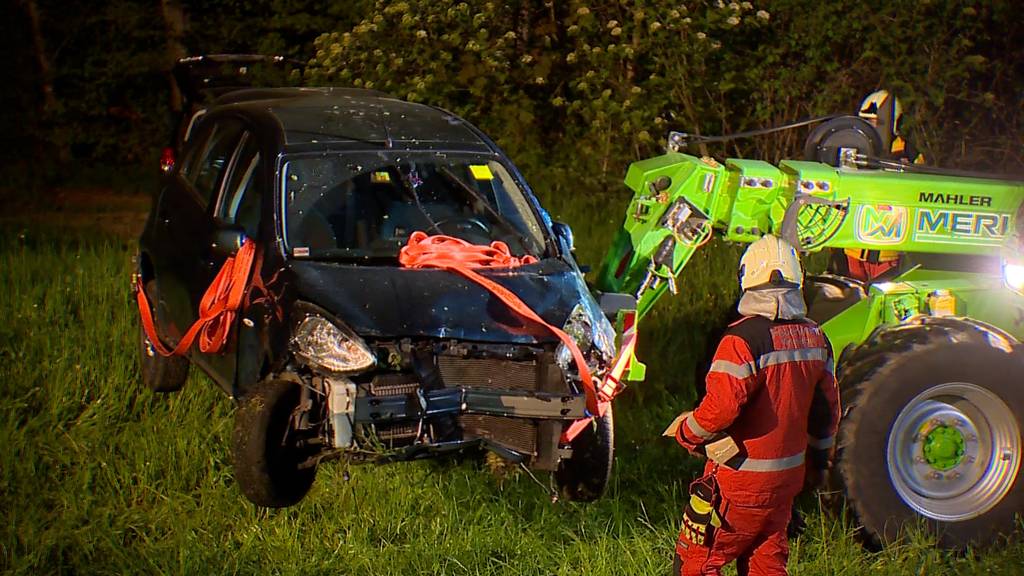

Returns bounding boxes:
[747,0,1024,170]
[306,1,777,193]
[1,0,370,172]
[180,0,371,60]
[4,0,1022,188]
[305,0,1023,206]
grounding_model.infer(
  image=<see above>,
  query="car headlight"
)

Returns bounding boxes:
[556,302,617,373]
[1004,261,1024,294]
[291,315,376,375]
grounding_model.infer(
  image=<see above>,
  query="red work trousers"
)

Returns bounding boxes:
[675,497,792,576]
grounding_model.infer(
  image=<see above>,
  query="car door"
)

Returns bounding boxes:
[159,116,247,389]
[149,118,236,342]
[193,130,267,393]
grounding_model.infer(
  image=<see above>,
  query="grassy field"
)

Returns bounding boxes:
[1,213,1022,574]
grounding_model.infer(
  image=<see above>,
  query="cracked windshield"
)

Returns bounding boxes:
[284,153,547,260]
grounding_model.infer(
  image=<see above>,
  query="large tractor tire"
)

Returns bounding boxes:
[837,320,1023,549]
[138,279,189,393]
[233,379,318,508]
[555,406,614,502]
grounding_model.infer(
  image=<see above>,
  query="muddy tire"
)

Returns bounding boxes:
[837,320,1023,549]
[232,379,317,508]
[555,406,614,502]
[137,280,189,393]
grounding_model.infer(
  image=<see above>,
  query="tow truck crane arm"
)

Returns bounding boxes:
[593,135,1023,358]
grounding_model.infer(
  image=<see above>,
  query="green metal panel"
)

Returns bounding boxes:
[722,159,786,244]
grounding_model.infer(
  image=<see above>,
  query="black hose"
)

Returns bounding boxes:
[857,155,1024,182]
[670,115,840,146]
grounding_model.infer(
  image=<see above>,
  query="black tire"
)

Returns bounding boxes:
[232,379,318,508]
[554,406,614,502]
[137,280,189,393]
[837,320,1024,549]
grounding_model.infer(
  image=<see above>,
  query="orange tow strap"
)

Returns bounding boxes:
[399,231,603,416]
[136,239,257,356]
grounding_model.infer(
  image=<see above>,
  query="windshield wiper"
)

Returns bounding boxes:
[287,129,388,149]
[396,167,443,235]
[437,166,536,252]
[293,248,397,264]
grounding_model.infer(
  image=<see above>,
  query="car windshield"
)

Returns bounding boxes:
[283,152,548,261]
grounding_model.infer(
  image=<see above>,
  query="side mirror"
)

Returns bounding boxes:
[211,225,246,258]
[552,221,575,254]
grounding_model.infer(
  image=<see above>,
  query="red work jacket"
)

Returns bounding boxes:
[677,315,840,507]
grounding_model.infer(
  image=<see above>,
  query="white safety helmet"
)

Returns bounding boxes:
[738,234,803,291]
[859,89,903,135]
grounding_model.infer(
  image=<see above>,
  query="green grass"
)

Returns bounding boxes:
[1,222,1022,575]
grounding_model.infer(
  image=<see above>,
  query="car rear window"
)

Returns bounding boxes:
[282,152,547,261]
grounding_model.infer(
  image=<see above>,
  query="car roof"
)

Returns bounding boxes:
[213,87,494,154]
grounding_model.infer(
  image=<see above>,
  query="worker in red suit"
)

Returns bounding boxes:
[671,234,840,576]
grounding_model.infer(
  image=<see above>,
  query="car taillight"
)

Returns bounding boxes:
[160,147,175,173]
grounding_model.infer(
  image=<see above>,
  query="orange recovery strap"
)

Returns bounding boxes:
[399,231,637,436]
[561,309,637,443]
[135,239,257,357]
[399,231,603,416]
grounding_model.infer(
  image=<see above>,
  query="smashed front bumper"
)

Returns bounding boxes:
[354,387,586,423]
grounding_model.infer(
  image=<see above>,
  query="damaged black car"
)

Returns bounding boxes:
[136,86,630,507]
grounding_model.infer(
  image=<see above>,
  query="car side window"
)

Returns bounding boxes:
[192,119,245,207]
[218,134,262,239]
[177,121,214,183]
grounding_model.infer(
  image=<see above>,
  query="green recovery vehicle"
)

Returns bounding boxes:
[595,128,1024,548]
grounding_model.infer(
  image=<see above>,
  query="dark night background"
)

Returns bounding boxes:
[2,0,1022,199]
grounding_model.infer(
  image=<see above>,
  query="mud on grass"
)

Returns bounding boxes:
[1,225,1022,574]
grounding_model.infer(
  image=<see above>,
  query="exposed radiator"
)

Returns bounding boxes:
[437,357,538,391]
[374,422,418,442]
[369,373,419,396]
[459,414,537,455]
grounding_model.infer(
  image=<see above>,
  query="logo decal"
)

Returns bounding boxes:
[855,205,908,245]
[914,208,1009,245]
[918,192,992,207]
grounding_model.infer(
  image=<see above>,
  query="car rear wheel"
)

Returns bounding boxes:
[554,406,614,502]
[232,378,318,508]
[137,279,189,392]
[837,331,1023,549]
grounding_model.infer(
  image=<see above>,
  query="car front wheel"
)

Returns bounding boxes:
[554,406,614,502]
[232,378,318,508]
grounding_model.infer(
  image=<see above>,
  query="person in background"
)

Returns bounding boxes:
[670,234,840,576]
[833,89,925,282]
[857,89,926,166]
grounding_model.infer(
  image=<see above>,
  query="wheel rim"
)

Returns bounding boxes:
[886,382,1021,522]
